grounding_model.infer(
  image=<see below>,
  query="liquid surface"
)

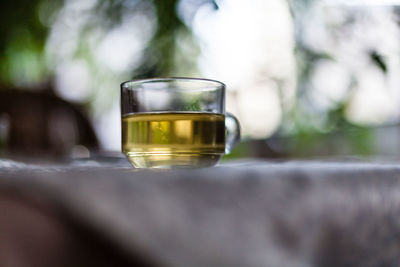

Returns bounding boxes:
[122,112,225,168]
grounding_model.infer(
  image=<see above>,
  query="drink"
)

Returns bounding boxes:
[121,78,240,168]
[122,112,225,168]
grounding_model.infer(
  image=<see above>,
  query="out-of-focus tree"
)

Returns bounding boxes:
[281,0,400,157]
[3,0,400,157]
[0,0,209,89]
[0,0,212,150]
[0,0,64,86]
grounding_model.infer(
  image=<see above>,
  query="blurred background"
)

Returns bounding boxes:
[2,0,400,161]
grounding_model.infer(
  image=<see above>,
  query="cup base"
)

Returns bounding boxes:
[125,152,222,169]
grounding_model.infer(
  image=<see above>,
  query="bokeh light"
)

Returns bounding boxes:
[3,0,400,157]
[190,0,296,138]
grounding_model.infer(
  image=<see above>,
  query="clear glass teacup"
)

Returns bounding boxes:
[121,77,240,168]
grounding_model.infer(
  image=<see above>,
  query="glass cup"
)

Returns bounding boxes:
[121,77,240,168]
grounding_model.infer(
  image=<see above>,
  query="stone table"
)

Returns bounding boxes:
[1,158,400,267]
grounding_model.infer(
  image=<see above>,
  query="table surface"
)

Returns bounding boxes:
[2,158,400,267]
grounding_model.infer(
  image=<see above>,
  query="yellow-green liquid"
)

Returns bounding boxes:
[122,112,225,168]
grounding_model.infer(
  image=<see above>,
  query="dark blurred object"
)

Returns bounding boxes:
[0,192,154,267]
[0,89,99,160]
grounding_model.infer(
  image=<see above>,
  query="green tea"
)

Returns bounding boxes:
[122,112,225,168]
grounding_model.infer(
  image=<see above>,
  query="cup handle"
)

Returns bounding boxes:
[225,112,241,154]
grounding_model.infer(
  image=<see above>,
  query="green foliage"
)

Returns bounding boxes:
[0,0,64,86]
[221,142,251,161]
[0,0,200,87]
[183,99,201,111]
[134,0,199,78]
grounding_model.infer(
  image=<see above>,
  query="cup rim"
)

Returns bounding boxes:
[120,77,226,90]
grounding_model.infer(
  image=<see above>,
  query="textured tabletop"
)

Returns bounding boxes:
[1,159,400,267]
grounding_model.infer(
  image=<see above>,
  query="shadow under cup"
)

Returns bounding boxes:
[121,78,240,168]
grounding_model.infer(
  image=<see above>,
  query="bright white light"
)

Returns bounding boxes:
[95,13,154,73]
[95,103,121,150]
[194,0,295,89]
[311,60,351,109]
[55,60,92,102]
[236,82,282,139]
[346,66,395,125]
[95,26,141,73]
[324,0,400,6]
[192,0,296,138]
